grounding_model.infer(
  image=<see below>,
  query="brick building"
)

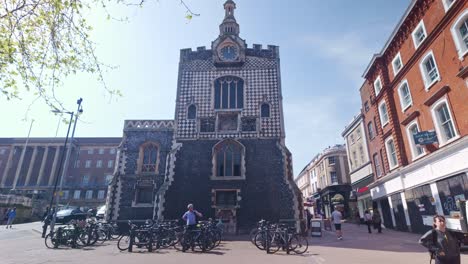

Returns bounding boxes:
[0,137,121,209]
[106,1,303,233]
[296,145,351,218]
[360,0,468,233]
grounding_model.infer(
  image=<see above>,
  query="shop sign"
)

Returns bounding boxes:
[413,131,438,145]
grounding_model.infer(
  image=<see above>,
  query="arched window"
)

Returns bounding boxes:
[187,104,197,119]
[138,142,159,174]
[260,103,270,118]
[214,76,244,110]
[214,140,243,177]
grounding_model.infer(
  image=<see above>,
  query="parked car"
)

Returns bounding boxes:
[96,205,106,219]
[55,208,86,224]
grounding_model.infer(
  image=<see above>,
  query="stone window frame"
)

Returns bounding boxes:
[136,142,160,175]
[397,80,413,112]
[260,102,271,118]
[385,136,399,170]
[212,75,245,110]
[412,20,427,49]
[85,160,91,168]
[430,97,459,146]
[405,120,426,161]
[392,52,403,76]
[187,104,197,120]
[132,180,155,207]
[211,139,246,180]
[450,9,468,59]
[96,160,103,168]
[442,0,456,12]
[419,50,441,90]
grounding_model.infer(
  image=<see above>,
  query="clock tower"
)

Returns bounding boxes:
[212,0,246,66]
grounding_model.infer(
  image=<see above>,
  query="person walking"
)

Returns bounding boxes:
[6,207,17,229]
[42,208,54,238]
[372,210,382,233]
[331,206,343,240]
[2,208,9,225]
[181,203,203,251]
[419,215,464,264]
[354,208,361,226]
[364,210,372,234]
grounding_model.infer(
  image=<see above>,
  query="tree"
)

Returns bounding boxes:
[0,0,198,111]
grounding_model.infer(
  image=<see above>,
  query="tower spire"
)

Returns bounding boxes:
[220,0,239,36]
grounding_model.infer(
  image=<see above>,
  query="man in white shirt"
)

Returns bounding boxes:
[331,206,343,240]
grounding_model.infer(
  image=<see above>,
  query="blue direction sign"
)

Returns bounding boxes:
[413,131,438,145]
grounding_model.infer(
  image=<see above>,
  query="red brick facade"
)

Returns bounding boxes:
[361,0,468,179]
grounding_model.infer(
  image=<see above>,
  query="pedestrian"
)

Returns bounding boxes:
[2,208,9,225]
[181,203,203,251]
[6,207,17,229]
[41,207,50,222]
[419,215,464,264]
[42,209,53,238]
[372,210,382,233]
[305,209,312,230]
[364,210,372,234]
[331,206,343,240]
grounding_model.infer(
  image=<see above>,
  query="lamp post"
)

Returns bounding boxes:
[48,98,83,234]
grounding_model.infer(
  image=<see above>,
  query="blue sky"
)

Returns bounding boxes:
[0,0,410,174]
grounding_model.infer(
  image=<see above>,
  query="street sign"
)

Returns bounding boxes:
[413,131,438,145]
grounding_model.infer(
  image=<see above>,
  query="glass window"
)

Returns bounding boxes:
[215,190,238,206]
[328,156,336,165]
[73,190,81,199]
[75,160,80,168]
[96,160,102,168]
[261,103,270,118]
[110,148,116,155]
[62,190,69,200]
[99,148,104,155]
[140,143,159,173]
[407,122,424,159]
[82,175,90,186]
[392,53,403,75]
[85,160,91,168]
[136,188,153,204]
[424,56,439,82]
[98,190,105,199]
[368,122,375,140]
[373,154,382,177]
[379,101,389,126]
[398,81,413,110]
[435,102,456,142]
[359,145,365,163]
[364,101,369,112]
[460,18,468,48]
[85,190,93,199]
[331,172,338,185]
[0,148,6,155]
[107,160,114,169]
[386,138,398,169]
[214,140,243,177]
[214,77,244,109]
[187,105,197,119]
[412,21,427,48]
[87,149,94,155]
[374,77,382,95]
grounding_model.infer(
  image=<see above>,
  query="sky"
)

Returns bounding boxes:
[0,0,411,175]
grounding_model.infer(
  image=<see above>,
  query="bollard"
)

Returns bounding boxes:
[148,230,153,252]
[128,229,134,252]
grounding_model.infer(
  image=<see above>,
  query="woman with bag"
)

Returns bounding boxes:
[419,215,464,264]
[364,210,372,234]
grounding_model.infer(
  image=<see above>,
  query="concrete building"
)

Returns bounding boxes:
[360,0,468,233]
[297,145,350,218]
[0,137,121,209]
[341,114,374,220]
[106,1,303,234]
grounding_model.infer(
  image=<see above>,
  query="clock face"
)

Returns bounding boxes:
[220,45,238,61]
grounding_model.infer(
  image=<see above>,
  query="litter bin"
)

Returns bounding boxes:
[310,219,322,237]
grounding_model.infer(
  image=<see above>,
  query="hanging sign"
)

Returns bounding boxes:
[413,131,438,145]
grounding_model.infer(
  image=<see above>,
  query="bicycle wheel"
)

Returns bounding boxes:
[290,234,308,254]
[267,233,280,254]
[44,233,56,249]
[117,235,131,251]
[254,232,271,250]
[249,228,258,245]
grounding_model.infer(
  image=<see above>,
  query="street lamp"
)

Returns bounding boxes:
[48,98,83,234]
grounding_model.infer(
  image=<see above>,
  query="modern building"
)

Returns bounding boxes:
[341,113,374,219]
[0,137,121,208]
[297,145,350,218]
[106,0,303,234]
[360,0,468,233]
